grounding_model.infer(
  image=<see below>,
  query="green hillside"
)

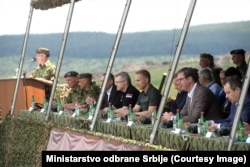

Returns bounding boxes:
[0,21,249,81]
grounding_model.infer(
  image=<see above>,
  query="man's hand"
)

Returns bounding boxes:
[243,122,250,131]
[162,112,173,121]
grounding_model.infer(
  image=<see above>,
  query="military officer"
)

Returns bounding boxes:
[63,71,82,110]
[77,73,101,106]
[31,47,56,99]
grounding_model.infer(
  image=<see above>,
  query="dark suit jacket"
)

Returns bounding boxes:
[181,83,224,123]
[101,85,123,109]
[170,91,187,114]
[214,91,250,127]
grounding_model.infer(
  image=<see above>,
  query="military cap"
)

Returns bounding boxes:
[64,71,79,78]
[230,49,245,57]
[78,73,92,79]
[200,53,213,59]
[36,47,50,57]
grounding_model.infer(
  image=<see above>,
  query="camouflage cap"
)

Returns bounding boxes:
[64,71,79,78]
[36,47,50,56]
[78,73,92,79]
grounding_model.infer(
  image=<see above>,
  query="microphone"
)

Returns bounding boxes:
[29,57,36,63]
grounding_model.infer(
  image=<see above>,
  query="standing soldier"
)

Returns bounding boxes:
[31,47,56,100]
[230,49,248,78]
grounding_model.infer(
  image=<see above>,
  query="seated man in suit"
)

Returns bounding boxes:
[199,53,222,86]
[113,72,140,118]
[209,76,250,129]
[177,67,225,123]
[100,73,123,116]
[162,73,187,122]
[220,67,242,117]
[198,68,226,105]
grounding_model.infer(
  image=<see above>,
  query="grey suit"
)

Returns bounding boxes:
[181,83,224,123]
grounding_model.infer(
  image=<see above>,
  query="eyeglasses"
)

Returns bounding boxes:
[115,80,125,84]
[176,77,186,82]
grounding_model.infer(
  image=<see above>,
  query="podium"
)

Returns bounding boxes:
[0,78,46,120]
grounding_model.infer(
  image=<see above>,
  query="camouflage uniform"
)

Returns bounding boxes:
[31,60,56,99]
[78,83,101,105]
[64,85,83,104]
[31,60,56,80]
[230,49,248,78]
[236,61,248,78]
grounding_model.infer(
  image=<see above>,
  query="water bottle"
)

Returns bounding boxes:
[246,134,250,144]
[29,96,35,112]
[128,104,135,122]
[75,103,80,116]
[88,101,96,120]
[172,116,176,130]
[151,108,157,125]
[41,97,48,112]
[200,111,206,136]
[237,121,245,142]
[177,109,183,129]
[57,99,63,114]
[106,102,114,123]
[176,109,180,128]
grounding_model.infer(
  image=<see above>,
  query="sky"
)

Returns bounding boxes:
[0,0,250,35]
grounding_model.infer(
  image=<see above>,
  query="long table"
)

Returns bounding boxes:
[17,111,250,151]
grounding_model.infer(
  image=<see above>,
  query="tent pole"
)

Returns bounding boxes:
[45,0,76,121]
[10,6,34,115]
[90,0,132,131]
[149,0,197,144]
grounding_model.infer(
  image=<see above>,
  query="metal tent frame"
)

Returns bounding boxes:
[150,0,197,144]
[10,0,249,151]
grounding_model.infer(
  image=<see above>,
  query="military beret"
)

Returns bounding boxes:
[230,49,245,56]
[78,73,92,79]
[64,71,79,78]
[36,47,50,56]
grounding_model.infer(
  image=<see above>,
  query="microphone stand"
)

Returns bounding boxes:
[22,60,36,109]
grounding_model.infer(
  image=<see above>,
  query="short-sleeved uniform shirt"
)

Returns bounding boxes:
[120,85,140,108]
[136,84,161,112]
[236,61,248,78]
